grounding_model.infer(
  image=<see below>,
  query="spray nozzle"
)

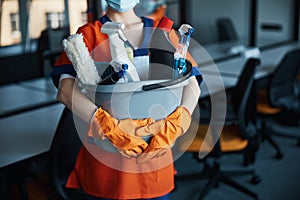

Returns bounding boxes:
[178,24,194,46]
[101,22,125,35]
[115,64,128,80]
[101,22,135,50]
[110,61,128,79]
[122,64,128,71]
[185,28,194,36]
[179,24,194,36]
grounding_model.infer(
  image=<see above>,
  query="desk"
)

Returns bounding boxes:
[0,79,57,118]
[0,77,61,167]
[190,39,247,66]
[198,42,300,80]
[254,43,299,79]
[0,77,63,199]
[199,57,245,78]
[0,103,64,199]
[200,73,237,98]
[0,103,64,169]
[18,77,57,93]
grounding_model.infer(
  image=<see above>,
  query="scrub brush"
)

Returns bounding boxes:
[62,33,101,85]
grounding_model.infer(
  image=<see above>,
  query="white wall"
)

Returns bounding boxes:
[256,0,294,46]
[186,0,251,45]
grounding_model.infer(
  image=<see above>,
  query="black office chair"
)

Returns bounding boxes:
[48,107,91,200]
[197,59,260,166]
[36,27,68,71]
[176,58,261,200]
[256,48,300,159]
[216,17,238,42]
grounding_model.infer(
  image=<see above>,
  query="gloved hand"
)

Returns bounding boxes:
[88,107,154,158]
[135,106,191,164]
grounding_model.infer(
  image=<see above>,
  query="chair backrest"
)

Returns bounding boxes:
[37,27,68,67]
[48,107,83,200]
[268,48,300,111]
[231,58,261,139]
[37,27,68,53]
[216,17,238,42]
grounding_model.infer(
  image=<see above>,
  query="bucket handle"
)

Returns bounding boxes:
[142,61,192,91]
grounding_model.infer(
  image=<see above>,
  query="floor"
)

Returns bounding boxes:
[172,135,300,200]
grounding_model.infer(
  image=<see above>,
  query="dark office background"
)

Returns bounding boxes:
[0,0,300,199]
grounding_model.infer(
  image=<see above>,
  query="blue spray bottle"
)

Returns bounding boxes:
[173,24,194,78]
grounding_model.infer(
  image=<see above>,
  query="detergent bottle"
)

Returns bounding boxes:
[101,22,140,82]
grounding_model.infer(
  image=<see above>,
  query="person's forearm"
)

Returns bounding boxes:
[57,78,97,123]
[181,76,201,114]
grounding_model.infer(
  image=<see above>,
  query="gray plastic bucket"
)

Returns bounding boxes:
[85,79,188,119]
[83,78,189,153]
[82,60,191,153]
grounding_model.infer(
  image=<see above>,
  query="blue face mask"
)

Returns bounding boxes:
[106,0,140,13]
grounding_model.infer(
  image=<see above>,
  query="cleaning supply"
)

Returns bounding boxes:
[99,63,129,84]
[101,22,140,82]
[62,33,101,85]
[173,24,194,78]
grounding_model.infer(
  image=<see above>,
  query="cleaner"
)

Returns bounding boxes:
[173,24,194,78]
[101,22,140,82]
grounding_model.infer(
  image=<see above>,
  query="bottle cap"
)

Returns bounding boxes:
[122,64,128,70]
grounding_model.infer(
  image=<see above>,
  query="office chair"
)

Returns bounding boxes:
[198,63,259,166]
[256,48,300,159]
[48,107,91,200]
[37,27,68,73]
[216,17,238,42]
[176,58,261,200]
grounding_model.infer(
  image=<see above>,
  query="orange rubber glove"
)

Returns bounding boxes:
[135,106,191,164]
[88,107,154,158]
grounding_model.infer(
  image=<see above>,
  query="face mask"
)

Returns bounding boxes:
[106,0,140,13]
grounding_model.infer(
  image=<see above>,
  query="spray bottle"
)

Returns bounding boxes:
[99,62,129,85]
[101,22,140,82]
[173,24,194,78]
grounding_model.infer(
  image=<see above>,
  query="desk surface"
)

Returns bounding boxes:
[0,77,62,169]
[190,40,245,65]
[198,41,300,80]
[18,77,57,93]
[0,78,57,118]
[0,103,64,168]
[200,74,237,98]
